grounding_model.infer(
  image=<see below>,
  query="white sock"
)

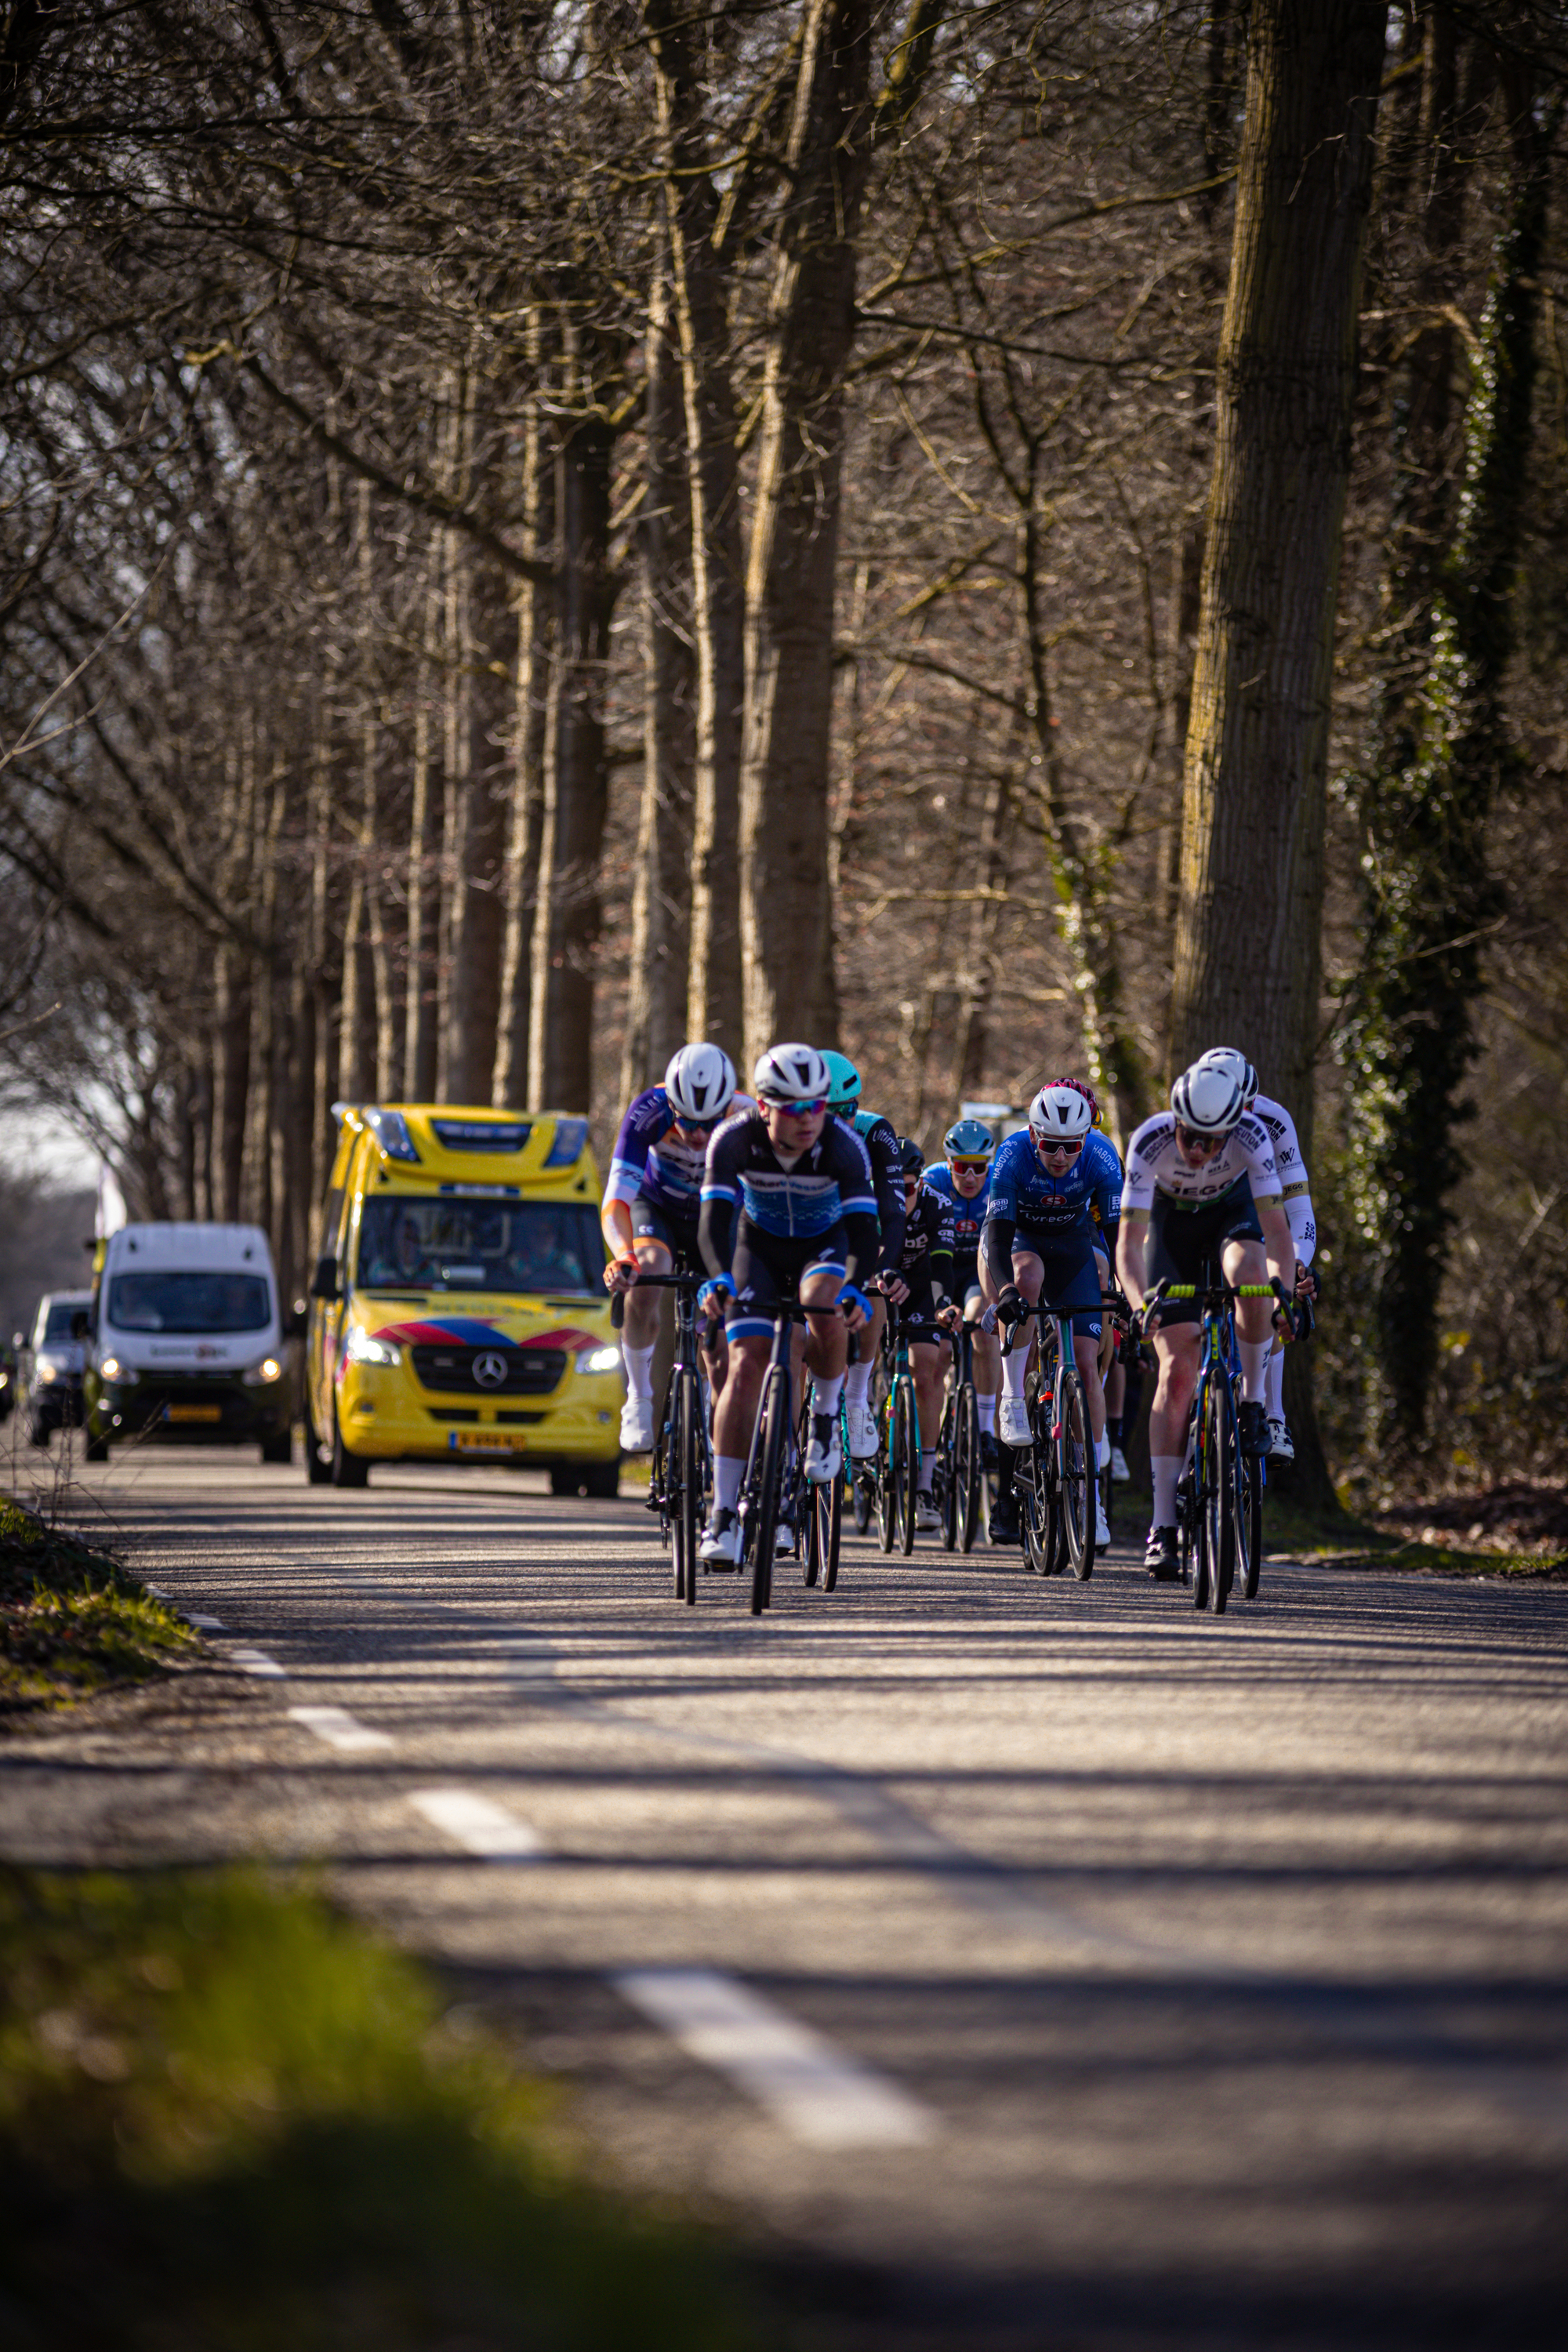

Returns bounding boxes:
[1152,1454,1181,1528]
[1094,1431,1110,1470]
[1240,1339,1269,1403]
[1001,1348,1027,1403]
[811,1373,844,1417]
[714,1456,744,1515]
[1264,1347,1285,1421]
[622,1341,655,1400]
[844,1359,872,1410]
[975,1391,996,1436]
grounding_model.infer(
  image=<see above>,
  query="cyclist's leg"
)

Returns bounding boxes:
[1000,1246,1043,1419]
[800,1241,850,1478]
[1140,1197,1202,1551]
[622,1197,675,1363]
[909,1336,943,1492]
[710,1224,779,1522]
[1220,1189,1272,1408]
[964,1280,999,1439]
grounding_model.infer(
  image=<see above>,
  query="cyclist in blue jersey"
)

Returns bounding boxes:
[695,1045,879,1566]
[921,1118,1001,1466]
[821,1051,909,1461]
[982,1083,1122,1547]
[603,1043,742,1450]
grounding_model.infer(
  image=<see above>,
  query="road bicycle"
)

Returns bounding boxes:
[737,1288,851,1617]
[861,1296,920,1556]
[996,1297,1094,1580]
[615,1269,716,1604]
[1145,1267,1291,1614]
[932,1314,983,1552]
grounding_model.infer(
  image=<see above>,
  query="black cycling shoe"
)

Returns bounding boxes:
[1145,1525,1181,1581]
[1237,1400,1272,1457]
[979,1431,1000,1473]
[988,1495,1022,1548]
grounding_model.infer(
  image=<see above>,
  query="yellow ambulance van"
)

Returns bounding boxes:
[303,1104,623,1493]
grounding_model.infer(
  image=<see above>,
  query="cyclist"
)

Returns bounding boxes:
[982,1084,1122,1549]
[1115,1060,1295,1581]
[877,1137,959,1536]
[1041,1076,1124,1469]
[602,1043,741,1452]
[822,1051,909,1463]
[920,1119,1001,1466]
[1196,1047,1319,1461]
[695,1045,879,1566]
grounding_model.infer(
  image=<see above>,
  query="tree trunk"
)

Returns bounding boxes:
[528,381,617,1113]
[739,0,875,1058]
[212,945,250,1222]
[446,548,513,1102]
[493,387,554,1109]
[647,0,745,1054]
[622,264,695,1098]
[1169,0,1386,1123]
[404,537,444,1100]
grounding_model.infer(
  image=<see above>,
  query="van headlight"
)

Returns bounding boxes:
[576,1344,622,1377]
[100,1357,136,1385]
[242,1356,285,1385]
[37,1360,59,1384]
[345,1328,401,1369]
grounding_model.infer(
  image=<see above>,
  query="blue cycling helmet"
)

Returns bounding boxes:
[942,1117,995,1160]
[822,1050,861,1114]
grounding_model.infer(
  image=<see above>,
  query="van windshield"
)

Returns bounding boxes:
[38,1300,89,1345]
[107,1272,271,1334]
[356,1197,603,1295]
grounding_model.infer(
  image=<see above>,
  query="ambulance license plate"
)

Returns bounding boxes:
[167,1404,222,1424]
[450,1430,527,1454]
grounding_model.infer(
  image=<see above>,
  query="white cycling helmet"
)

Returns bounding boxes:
[753,1042,831,1107]
[1171,1060,1245,1135]
[663,1042,737,1124]
[1028,1083,1094,1145]
[1196,1045,1258,1108]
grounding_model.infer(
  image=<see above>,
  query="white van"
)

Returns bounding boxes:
[83,1224,298,1465]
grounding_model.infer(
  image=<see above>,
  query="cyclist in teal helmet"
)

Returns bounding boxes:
[823,1050,906,1459]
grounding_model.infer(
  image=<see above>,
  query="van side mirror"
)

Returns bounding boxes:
[309,1256,339,1302]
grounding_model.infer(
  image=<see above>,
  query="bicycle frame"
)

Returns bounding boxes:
[622,1267,717,1604]
[1000,1299,1094,1577]
[1149,1269,1278,1613]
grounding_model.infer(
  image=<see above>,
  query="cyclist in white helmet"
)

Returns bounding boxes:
[602,1043,746,1450]
[1196,1047,1319,1461]
[1116,1061,1295,1581]
[695,1045,879,1566]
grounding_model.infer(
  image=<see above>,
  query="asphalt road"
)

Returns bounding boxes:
[5,1444,1567,2347]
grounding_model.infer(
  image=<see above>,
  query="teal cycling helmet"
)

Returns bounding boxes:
[822,1050,861,1114]
[942,1117,995,1160]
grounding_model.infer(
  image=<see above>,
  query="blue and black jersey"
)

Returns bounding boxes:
[982,1127,1123,1292]
[699,1109,880,1287]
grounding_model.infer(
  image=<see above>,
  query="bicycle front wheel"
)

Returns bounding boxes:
[1202,1376,1236,1615]
[1058,1367,1094,1579]
[893,1378,919,1555]
[1239,1411,1264,1600]
[672,1367,699,1604]
[937,1397,959,1552]
[749,1366,789,1617]
[955,1382,981,1553]
[809,1466,843,1592]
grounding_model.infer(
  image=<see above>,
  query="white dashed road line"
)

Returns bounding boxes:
[230,1646,286,1678]
[287,1704,394,1754]
[187,1613,226,1631]
[408,1786,546,1861]
[615,1966,936,2149]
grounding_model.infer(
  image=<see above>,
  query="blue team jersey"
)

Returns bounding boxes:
[604,1086,706,1215]
[921,1163,989,1262]
[984,1127,1123,1243]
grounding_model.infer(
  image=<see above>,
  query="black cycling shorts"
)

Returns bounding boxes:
[726,1218,848,1341]
[893,1280,942,1349]
[1143,1175,1264,1327]
[1010,1228,1103,1321]
[630,1192,700,1265]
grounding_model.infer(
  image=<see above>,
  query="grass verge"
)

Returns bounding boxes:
[0,1496,199,1718]
[0,1865,753,2351]
[1113,1478,1567,1580]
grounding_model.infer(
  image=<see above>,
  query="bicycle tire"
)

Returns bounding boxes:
[673,1368,699,1606]
[853,1468,873,1534]
[810,1465,843,1592]
[956,1381,981,1553]
[937,1394,959,1552]
[893,1378,918,1555]
[797,1393,820,1587]
[1024,1428,1055,1575]
[1059,1367,1095,1579]
[1240,1409,1264,1600]
[1203,1374,1235,1615]
[749,1366,789,1617]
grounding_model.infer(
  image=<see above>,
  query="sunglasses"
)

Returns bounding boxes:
[764,1097,827,1118]
[946,1156,991,1174]
[1174,1123,1225,1153]
[1036,1135,1084,1157]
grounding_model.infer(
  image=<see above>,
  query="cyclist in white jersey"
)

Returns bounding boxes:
[1197,1047,1318,1461]
[1116,1061,1296,1581]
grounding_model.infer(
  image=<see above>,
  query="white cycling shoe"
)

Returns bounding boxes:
[998,1398,1033,1449]
[698,1508,742,1566]
[846,1403,879,1459]
[775,1516,795,1555]
[1267,1417,1295,1462]
[619,1394,655,1454]
[804,1421,841,1483]
[914,1497,941,1534]
[1094,1489,1110,1548]
[1109,1446,1131,1483]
